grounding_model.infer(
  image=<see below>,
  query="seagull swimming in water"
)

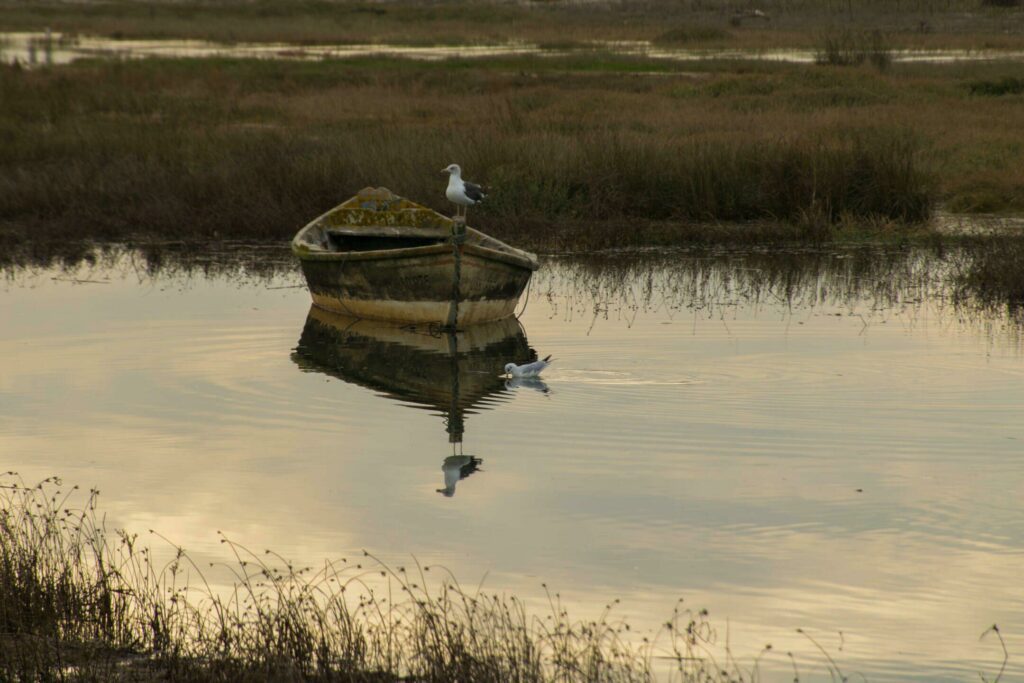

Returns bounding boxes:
[504,355,553,378]
[442,163,485,219]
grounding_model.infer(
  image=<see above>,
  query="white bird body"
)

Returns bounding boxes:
[504,355,553,378]
[442,164,485,217]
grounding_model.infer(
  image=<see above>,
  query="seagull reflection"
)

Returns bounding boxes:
[437,455,483,497]
[505,377,551,394]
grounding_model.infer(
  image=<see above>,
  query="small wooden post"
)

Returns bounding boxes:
[445,216,466,330]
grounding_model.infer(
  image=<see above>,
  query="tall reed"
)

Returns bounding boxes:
[0,474,742,682]
[954,235,1024,309]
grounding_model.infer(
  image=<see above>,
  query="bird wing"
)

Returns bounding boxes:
[518,359,548,375]
[463,181,486,202]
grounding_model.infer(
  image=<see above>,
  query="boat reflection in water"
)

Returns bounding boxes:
[291,306,537,496]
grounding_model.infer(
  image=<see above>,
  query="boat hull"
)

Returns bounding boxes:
[299,246,533,325]
[292,187,538,325]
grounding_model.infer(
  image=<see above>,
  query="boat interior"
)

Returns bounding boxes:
[325,231,445,253]
[292,187,538,270]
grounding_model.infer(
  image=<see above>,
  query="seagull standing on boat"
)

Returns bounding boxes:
[442,164,486,219]
[504,355,553,378]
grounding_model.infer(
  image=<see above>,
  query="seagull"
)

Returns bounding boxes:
[504,355,553,378]
[437,455,483,497]
[442,163,485,219]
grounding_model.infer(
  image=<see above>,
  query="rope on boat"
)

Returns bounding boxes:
[515,276,532,320]
[446,217,466,330]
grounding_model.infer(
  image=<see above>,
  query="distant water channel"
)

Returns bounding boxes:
[2,244,1023,681]
[4,31,1024,68]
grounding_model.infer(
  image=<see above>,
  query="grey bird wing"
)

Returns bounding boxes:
[518,359,549,375]
[463,181,486,202]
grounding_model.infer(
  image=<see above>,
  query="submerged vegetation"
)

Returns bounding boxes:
[6,238,1024,337]
[955,235,1024,308]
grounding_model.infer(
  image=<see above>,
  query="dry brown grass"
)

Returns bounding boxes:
[3,52,1023,249]
[0,55,943,249]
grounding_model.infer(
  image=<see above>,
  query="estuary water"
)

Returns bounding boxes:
[1,244,1023,681]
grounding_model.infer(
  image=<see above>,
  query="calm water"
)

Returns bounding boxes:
[4,31,1024,67]
[1,245,1023,681]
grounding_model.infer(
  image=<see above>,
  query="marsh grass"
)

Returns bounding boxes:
[0,474,777,682]
[0,56,944,250]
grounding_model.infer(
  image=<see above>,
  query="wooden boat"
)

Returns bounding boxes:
[292,187,539,326]
[291,306,535,442]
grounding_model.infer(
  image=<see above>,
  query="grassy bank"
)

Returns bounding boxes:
[0,474,787,682]
[2,0,1024,50]
[0,53,966,249]
[2,54,1023,249]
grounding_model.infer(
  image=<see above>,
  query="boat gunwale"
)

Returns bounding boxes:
[292,225,539,271]
[291,189,539,272]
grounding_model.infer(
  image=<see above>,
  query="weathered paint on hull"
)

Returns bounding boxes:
[310,293,518,325]
[300,249,532,325]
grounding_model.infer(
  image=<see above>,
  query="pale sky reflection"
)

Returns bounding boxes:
[0,250,1022,681]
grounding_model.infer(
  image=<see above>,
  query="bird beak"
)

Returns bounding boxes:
[440,168,449,174]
